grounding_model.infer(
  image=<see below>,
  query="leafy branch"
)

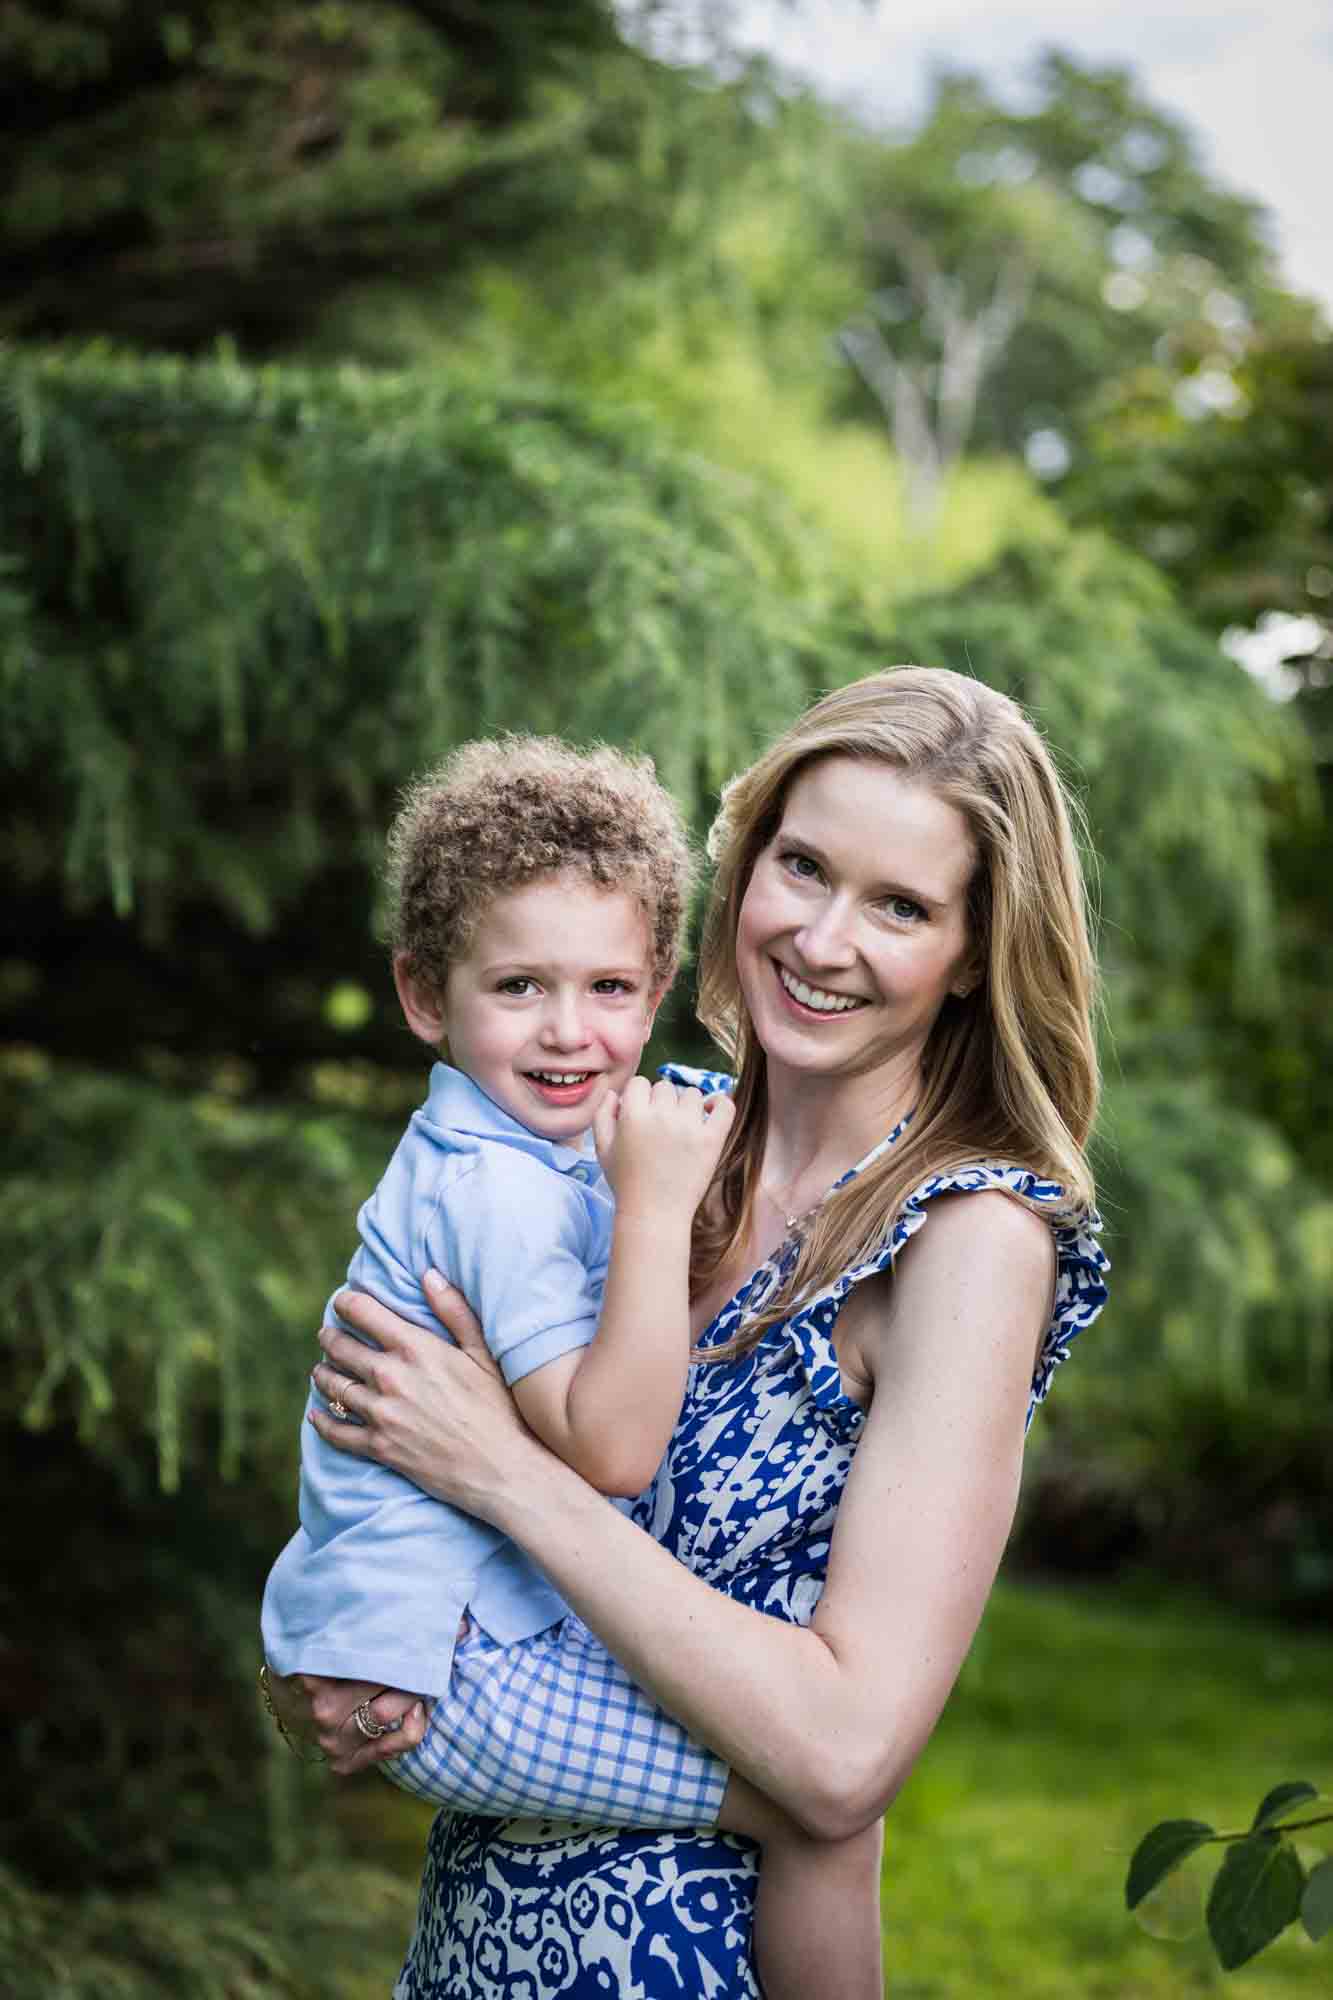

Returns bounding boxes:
[1127,1781,1333,1970]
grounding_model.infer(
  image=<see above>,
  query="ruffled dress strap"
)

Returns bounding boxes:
[658,1062,736,1097]
[659,1061,1109,1432]
[778,1162,1109,1442]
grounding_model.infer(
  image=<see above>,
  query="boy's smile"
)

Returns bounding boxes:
[420,873,661,1145]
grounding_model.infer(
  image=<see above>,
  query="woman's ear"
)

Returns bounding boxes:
[393,954,449,1047]
[951,954,984,999]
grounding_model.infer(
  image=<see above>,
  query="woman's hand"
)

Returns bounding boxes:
[264,1666,429,1775]
[309,1270,552,1522]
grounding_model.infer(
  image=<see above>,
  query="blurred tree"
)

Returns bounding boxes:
[0,0,618,347]
[837,53,1289,504]
[1067,309,1333,635]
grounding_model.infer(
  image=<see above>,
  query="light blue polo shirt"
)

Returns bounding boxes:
[261,1064,614,1696]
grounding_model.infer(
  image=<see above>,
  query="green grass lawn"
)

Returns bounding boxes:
[878,1577,1333,1996]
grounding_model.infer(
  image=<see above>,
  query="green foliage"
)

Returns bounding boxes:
[0,1057,394,1888]
[888,1579,1333,1996]
[1068,313,1333,634]
[0,1857,419,1999]
[1127,1784,1333,1970]
[0,1,618,346]
[1,340,834,939]
[840,52,1285,467]
[5,1056,393,1484]
[1015,1374,1333,1619]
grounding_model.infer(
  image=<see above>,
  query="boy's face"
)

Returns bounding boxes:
[436,874,662,1144]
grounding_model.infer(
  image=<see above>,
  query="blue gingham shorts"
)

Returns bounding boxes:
[381,1611,728,1829]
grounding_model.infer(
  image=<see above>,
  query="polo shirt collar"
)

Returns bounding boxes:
[422,1062,598,1175]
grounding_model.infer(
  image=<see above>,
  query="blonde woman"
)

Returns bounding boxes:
[278,667,1109,1998]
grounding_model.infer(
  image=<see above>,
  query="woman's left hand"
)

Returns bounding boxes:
[265,1666,430,1775]
[309,1270,551,1523]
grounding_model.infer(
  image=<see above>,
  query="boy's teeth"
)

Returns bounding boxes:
[532,1071,590,1084]
[778,966,862,1013]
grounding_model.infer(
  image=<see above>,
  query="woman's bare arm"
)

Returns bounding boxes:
[311,1192,1051,1838]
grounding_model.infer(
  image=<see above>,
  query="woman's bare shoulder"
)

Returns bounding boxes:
[849,1188,1055,1390]
[904,1184,1056,1266]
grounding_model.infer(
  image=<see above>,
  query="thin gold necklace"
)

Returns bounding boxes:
[759,1177,825,1234]
[760,1107,915,1233]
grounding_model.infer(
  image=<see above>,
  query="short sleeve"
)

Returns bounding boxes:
[426,1151,605,1387]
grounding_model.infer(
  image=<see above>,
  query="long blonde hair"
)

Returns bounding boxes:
[691,667,1100,1359]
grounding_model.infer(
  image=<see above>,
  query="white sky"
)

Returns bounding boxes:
[719,0,1333,319]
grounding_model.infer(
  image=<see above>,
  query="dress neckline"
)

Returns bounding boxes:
[692,1109,913,1353]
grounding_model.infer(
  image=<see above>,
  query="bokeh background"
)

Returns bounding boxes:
[2,3,1330,1993]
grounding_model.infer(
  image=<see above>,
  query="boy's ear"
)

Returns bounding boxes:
[393,953,449,1047]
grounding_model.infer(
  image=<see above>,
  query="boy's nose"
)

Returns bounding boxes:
[539,995,593,1050]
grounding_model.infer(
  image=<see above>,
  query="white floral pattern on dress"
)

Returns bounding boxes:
[394,1068,1109,1999]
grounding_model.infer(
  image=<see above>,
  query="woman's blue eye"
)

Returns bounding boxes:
[886,897,926,923]
[781,850,820,879]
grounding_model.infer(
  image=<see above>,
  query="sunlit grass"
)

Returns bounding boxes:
[883,1578,1333,1996]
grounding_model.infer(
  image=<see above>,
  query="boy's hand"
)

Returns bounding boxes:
[593,1076,735,1219]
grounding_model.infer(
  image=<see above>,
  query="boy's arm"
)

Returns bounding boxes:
[510,1079,733,1497]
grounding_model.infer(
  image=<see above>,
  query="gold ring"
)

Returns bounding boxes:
[328,1395,349,1420]
[353,1700,389,1741]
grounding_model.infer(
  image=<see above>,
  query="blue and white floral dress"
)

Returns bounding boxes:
[393,1070,1108,2000]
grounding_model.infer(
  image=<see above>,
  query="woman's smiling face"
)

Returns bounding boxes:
[736,754,978,1085]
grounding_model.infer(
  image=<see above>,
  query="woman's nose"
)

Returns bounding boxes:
[795,899,858,968]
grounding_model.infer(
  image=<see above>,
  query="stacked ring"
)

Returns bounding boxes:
[353,1700,390,1741]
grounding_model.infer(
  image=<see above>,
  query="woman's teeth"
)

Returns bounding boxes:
[778,966,862,1013]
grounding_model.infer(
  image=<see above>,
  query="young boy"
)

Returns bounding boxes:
[262,736,882,2000]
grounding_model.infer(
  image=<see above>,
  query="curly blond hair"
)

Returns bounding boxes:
[383,735,695,995]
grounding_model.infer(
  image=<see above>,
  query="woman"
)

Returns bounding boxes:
[275,666,1108,1997]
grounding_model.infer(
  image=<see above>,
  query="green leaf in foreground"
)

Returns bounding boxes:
[1251,1781,1319,1830]
[1126,1820,1216,1909]
[1206,1833,1306,1970]
[1303,1857,1333,1942]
